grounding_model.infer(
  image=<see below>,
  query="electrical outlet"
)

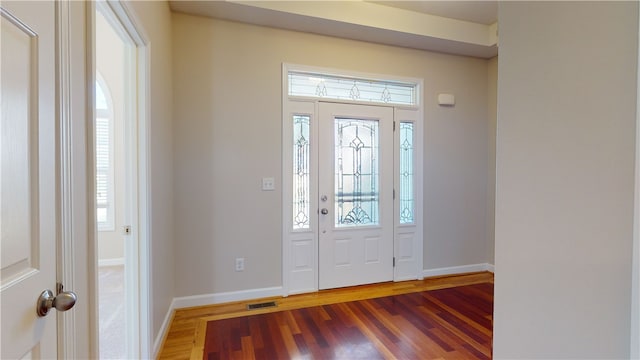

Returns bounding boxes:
[262,177,275,191]
[235,258,245,272]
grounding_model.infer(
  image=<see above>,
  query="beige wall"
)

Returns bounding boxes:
[126,0,175,347]
[632,3,640,355]
[486,56,497,265]
[172,14,493,297]
[494,2,637,358]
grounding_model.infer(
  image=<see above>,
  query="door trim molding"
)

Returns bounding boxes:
[282,63,424,295]
[92,1,152,358]
[57,1,94,358]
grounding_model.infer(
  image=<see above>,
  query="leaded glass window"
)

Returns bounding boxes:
[335,118,379,227]
[293,115,310,230]
[399,122,414,224]
[288,71,417,106]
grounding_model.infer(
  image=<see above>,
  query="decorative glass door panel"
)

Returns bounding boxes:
[334,118,379,227]
[399,122,414,224]
[292,115,311,230]
[318,103,393,290]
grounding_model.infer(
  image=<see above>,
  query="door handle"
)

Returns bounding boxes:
[321,208,329,215]
[36,288,77,317]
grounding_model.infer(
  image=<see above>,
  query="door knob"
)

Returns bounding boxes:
[321,208,329,215]
[36,288,77,317]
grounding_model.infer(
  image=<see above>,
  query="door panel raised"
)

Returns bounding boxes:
[1,5,40,285]
[1,2,58,358]
[318,103,394,290]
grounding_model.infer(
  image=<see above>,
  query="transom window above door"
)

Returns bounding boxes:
[288,70,419,106]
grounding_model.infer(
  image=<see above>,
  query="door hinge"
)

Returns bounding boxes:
[393,121,396,131]
[393,189,396,200]
[393,257,396,267]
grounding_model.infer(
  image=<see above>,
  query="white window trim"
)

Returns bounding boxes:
[288,70,419,106]
[285,63,422,110]
[95,74,115,232]
[282,63,424,295]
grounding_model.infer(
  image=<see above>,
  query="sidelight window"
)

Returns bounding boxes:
[399,122,414,224]
[292,115,311,230]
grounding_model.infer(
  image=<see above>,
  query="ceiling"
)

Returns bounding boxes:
[371,1,498,25]
[169,1,499,58]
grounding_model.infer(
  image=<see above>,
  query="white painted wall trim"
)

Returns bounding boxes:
[152,299,176,359]
[422,263,494,278]
[59,1,94,358]
[152,262,494,355]
[98,257,124,267]
[94,2,152,358]
[153,286,283,356]
[172,287,284,310]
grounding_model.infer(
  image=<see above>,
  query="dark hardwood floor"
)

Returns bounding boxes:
[202,283,493,359]
[158,272,494,359]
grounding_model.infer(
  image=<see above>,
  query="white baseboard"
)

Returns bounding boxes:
[172,286,283,309]
[98,257,124,267]
[422,263,494,278]
[153,286,283,356]
[152,266,496,356]
[153,298,177,359]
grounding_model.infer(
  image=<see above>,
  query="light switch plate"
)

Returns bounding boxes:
[262,177,275,191]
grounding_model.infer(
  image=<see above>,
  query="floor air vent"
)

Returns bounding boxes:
[247,301,277,310]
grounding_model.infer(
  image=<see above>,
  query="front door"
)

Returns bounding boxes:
[1,1,59,359]
[318,102,394,289]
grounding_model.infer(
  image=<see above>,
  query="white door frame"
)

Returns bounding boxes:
[93,1,151,358]
[94,1,152,358]
[57,1,94,357]
[281,63,424,296]
[57,1,151,358]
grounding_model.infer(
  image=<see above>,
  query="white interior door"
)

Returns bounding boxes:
[1,1,60,358]
[318,102,394,289]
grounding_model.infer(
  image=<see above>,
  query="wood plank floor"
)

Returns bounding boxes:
[157,272,494,360]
